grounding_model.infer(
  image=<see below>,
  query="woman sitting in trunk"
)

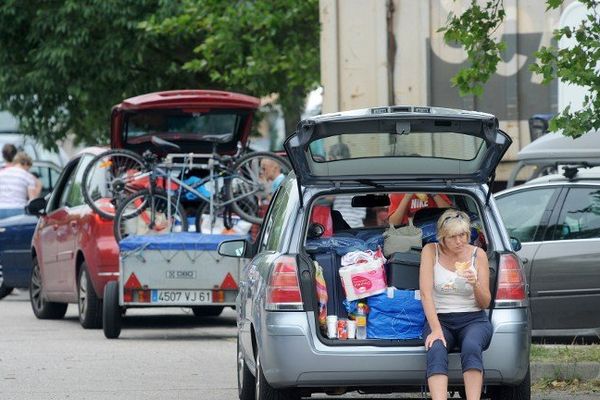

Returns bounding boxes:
[419,209,492,400]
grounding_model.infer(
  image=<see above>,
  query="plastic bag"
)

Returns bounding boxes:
[339,249,387,301]
[366,288,425,339]
[382,220,422,257]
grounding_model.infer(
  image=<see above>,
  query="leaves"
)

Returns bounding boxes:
[441,0,600,138]
[0,0,319,147]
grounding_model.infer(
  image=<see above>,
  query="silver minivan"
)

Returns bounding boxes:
[220,106,530,400]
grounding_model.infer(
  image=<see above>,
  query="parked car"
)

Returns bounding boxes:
[219,106,530,400]
[0,213,38,299]
[0,132,67,299]
[495,166,600,338]
[27,147,118,328]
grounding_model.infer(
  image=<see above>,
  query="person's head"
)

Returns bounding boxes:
[2,143,17,163]
[260,158,281,181]
[14,151,33,170]
[328,142,350,160]
[436,209,471,251]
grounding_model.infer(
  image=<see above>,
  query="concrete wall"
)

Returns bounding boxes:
[319,0,578,182]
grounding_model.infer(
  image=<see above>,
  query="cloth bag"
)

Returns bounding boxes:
[382,220,423,257]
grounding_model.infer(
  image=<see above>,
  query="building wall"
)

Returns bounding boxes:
[320,0,577,183]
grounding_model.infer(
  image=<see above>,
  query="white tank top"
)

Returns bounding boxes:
[432,243,481,313]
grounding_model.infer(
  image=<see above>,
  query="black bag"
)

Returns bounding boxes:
[386,251,421,290]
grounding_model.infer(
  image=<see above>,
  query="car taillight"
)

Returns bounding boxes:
[265,255,303,311]
[495,253,528,307]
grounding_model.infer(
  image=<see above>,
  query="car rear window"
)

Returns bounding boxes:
[309,132,485,162]
[124,109,244,144]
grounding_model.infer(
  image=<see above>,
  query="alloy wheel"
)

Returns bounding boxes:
[30,264,45,312]
[78,269,88,318]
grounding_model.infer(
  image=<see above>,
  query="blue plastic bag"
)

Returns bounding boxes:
[366,289,425,340]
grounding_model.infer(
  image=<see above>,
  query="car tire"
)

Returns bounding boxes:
[78,262,103,329]
[102,281,122,339]
[0,284,14,300]
[238,336,255,400]
[255,353,300,400]
[488,366,531,400]
[29,257,68,319]
[191,306,224,317]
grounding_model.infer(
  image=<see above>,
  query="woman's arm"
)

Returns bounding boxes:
[28,177,42,200]
[471,247,491,309]
[419,243,446,348]
[432,193,451,208]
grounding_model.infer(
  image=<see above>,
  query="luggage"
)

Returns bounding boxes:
[366,288,425,339]
[386,251,421,290]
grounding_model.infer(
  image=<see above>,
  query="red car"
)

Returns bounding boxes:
[27,90,261,328]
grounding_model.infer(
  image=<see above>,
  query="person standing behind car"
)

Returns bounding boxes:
[0,151,42,219]
[1,143,17,168]
[419,209,492,400]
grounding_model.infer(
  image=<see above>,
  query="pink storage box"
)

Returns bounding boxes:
[339,259,387,301]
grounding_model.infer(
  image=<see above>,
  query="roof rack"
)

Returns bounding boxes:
[561,162,600,180]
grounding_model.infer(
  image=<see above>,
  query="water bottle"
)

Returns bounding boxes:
[356,303,367,340]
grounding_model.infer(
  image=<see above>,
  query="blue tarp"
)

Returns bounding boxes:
[119,232,247,252]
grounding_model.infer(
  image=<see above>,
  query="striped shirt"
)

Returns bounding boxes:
[0,166,37,208]
[333,195,366,228]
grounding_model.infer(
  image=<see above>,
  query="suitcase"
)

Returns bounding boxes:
[386,251,421,290]
[309,249,348,318]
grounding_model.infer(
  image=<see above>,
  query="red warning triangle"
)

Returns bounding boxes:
[220,272,238,290]
[124,272,142,289]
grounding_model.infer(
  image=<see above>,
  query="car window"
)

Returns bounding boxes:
[58,168,78,209]
[553,187,600,240]
[61,155,92,208]
[259,178,294,252]
[496,188,557,243]
[30,165,61,196]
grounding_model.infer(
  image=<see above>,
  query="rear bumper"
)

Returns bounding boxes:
[256,308,530,389]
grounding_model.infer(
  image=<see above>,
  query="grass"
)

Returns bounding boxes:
[531,344,600,363]
[533,378,600,393]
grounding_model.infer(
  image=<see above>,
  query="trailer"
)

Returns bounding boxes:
[102,232,245,339]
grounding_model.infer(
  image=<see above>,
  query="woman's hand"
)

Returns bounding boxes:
[425,329,446,350]
[461,269,478,287]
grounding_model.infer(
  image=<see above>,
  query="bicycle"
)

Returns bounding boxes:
[81,136,291,241]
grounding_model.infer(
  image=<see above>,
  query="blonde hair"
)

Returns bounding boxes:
[436,209,471,244]
[14,151,33,168]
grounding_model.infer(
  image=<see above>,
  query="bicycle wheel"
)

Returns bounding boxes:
[82,149,146,220]
[226,152,292,225]
[194,200,234,234]
[113,189,188,242]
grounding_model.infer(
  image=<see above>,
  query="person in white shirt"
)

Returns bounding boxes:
[419,209,492,400]
[0,152,42,219]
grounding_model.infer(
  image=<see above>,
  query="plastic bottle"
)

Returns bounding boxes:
[356,303,367,340]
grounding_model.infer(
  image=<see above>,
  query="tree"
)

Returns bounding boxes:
[143,0,320,136]
[0,0,320,148]
[440,0,600,138]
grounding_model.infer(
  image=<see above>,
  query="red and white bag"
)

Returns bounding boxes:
[339,249,387,301]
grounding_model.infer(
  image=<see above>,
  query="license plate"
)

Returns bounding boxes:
[151,290,212,304]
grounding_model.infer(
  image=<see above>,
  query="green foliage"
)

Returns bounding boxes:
[441,0,600,138]
[0,0,320,148]
[144,0,320,135]
[438,1,506,97]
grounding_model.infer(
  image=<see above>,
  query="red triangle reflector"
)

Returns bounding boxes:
[220,272,238,290]
[124,273,142,289]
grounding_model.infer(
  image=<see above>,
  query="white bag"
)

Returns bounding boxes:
[382,220,422,257]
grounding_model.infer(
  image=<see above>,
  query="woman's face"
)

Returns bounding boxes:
[443,231,469,253]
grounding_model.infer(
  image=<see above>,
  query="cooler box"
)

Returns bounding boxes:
[118,232,246,306]
[386,251,421,290]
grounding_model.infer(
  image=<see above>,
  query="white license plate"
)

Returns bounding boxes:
[151,290,212,304]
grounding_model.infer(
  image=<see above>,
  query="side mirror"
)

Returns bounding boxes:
[25,197,47,217]
[509,237,522,252]
[218,239,248,258]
